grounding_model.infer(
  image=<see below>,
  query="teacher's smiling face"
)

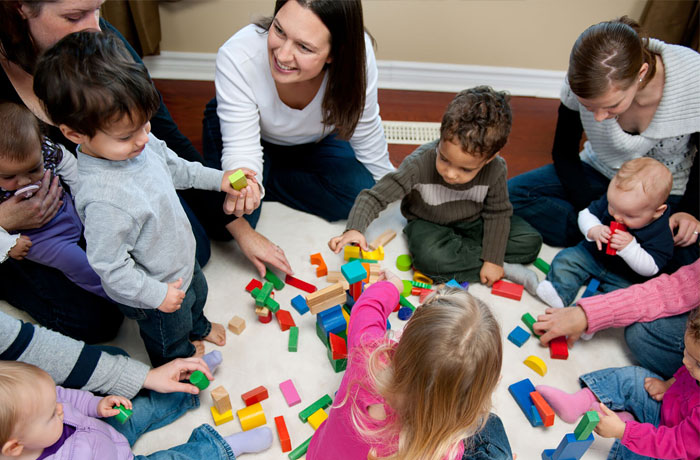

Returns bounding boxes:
[267,0,332,86]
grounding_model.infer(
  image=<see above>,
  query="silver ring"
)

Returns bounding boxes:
[694,231,699,235]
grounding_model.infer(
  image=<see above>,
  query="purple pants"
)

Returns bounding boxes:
[20,195,107,298]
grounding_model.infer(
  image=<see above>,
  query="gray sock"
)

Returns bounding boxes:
[503,263,539,296]
[202,350,222,373]
[535,280,565,308]
[224,427,273,457]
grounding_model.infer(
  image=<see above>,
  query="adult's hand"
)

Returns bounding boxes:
[142,357,214,394]
[534,306,588,347]
[0,171,61,231]
[227,218,293,278]
[669,212,700,247]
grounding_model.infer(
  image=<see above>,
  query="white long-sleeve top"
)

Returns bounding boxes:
[214,24,395,183]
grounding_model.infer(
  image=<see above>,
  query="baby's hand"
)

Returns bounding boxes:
[9,235,32,260]
[158,278,185,313]
[587,225,610,251]
[479,261,504,287]
[644,377,673,401]
[97,395,132,418]
[328,230,368,253]
[378,269,403,293]
[609,230,634,251]
[594,403,626,439]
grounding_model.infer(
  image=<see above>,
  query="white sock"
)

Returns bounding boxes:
[503,263,539,296]
[536,280,565,308]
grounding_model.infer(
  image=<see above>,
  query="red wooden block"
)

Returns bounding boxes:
[309,253,328,277]
[245,279,263,292]
[275,309,296,331]
[274,415,291,453]
[393,302,400,312]
[329,333,347,360]
[241,385,269,406]
[606,221,627,255]
[258,308,272,324]
[419,289,435,303]
[549,336,569,360]
[284,274,317,293]
[530,391,555,427]
[350,281,362,302]
[491,280,524,301]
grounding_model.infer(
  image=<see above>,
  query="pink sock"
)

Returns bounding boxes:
[536,385,597,423]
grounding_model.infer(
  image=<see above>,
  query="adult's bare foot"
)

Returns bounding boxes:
[204,323,226,346]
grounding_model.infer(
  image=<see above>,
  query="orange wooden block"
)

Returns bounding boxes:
[309,253,328,277]
[241,385,269,406]
[274,415,292,452]
[530,391,555,427]
[275,309,296,331]
[362,263,371,283]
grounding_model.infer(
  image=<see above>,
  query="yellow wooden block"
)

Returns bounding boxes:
[344,245,361,261]
[341,307,351,336]
[228,169,248,191]
[237,402,266,431]
[307,408,328,430]
[412,270,434,285]
[210,406,233,426]
[361,246,384,261]
[523,355,547,377]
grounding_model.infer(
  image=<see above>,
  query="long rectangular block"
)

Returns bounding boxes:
[288,436,312,460]
[255,282,274,307]
[299,394,333,423]
[279,379,301,406]
[265,269,285,290]
[241,385,268,406]
[574,411,600,440]
[306,283,346,314]
[521,312,541,338]
[582,278,600,298]
[288,326,298,352]
[508,379,542,427]
[492,280,524,301]
[530,391,554,427]
[542,432,594,460]
[274,415,292,452]
[284,274,316,293]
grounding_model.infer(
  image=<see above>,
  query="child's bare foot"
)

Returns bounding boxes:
[204,323,226,346]
[192,340,205,358]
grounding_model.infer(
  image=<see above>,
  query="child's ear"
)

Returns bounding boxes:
[1,439,24,457]
[59,125,88,145]
[653,203,668,219]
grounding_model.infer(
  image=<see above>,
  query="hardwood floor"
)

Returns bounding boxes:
[153,79,558,178]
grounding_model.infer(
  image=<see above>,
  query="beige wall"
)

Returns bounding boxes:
[159,0,646,71]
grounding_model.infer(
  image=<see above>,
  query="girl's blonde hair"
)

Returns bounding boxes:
[343,287,502,460]
[0,361,52,445]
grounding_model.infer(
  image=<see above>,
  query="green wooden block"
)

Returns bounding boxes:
[574,410,600,440]
[401,280,413,297]
[534,257,551,275]
[298,394,333,422]
[342,303,352,316]
[411,280,432,289]
[288,326,298,352]
[327,346,347,373]
[113,404,132,424]
[396,254,412,271]
[399,295,416,311]
[264,269,285,290]
[189,370,209,390]
[264,296,280,313]
[348,258,379,264]
[255,282,273,307]
[316,322,328,347]
[288,436,312,460]
[521,312,540,338]
[228,169,248,191]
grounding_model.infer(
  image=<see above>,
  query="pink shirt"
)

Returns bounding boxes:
[307,282,465,460]
[622,366,700,459]
[578,259,700,333]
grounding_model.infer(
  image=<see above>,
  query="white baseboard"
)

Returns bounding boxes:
[143,51,564,98]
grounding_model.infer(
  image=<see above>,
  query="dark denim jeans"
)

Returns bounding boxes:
[547,243,634,306]
[105,390,236,460]
[624,311,689,379]
[462,413,513,460]
[580,366,662,460]
[118,261,211,367]
[202,97,375,228]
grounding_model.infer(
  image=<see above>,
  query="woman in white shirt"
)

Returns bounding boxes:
[202,0,394,274]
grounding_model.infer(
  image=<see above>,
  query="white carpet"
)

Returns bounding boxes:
[0,201,637,459]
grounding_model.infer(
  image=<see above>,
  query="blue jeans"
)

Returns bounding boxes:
[105,390,236,460]
[462,414,513,460]
[201,97,375,228]
[507,163,609,247]
[118,262,211,367]
[580,366,662,460]
[624,312,689,379]
[547,243,633,306]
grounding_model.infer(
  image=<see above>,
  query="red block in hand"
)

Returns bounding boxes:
[606,221,627,255]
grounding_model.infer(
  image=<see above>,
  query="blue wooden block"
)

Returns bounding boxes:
[386,319,391,330]
[507,326,531,347]
[317,305,346,336]
[290,295,309,315]
[398,306,413,320]
[460,281,470,290]
[341,260,367,285]
[581,278,600,298]
[542,433,594,460]
[508,379,542,427]
[446,279,462,289]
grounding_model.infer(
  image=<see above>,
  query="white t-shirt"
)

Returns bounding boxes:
[214,24,395,182]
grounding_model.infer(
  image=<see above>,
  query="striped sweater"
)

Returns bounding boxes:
[561,39,700,197]
[346,140,512,265]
